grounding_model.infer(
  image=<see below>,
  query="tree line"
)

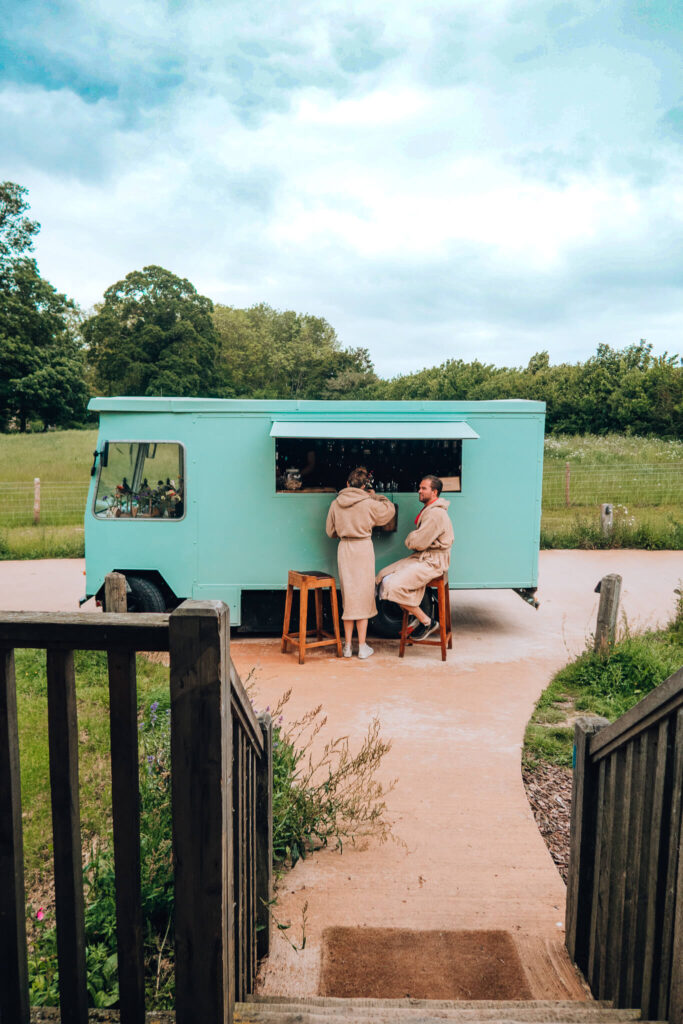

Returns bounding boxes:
[1,181,681,436]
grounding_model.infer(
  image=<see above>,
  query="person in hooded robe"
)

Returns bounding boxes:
[325,466,396,659]
[376,475,454,640]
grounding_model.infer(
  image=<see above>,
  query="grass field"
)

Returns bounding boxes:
[0,430,681,555]
[18,650,170,878]
[523,592,683,769]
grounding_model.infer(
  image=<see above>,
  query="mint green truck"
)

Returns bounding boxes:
[84,397,545,632]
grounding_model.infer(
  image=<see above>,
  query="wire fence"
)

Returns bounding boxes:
[0,462,681,527]
[2,482,90,527]
[543,462,683,510]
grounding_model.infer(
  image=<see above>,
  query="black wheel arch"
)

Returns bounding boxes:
[96,570,180,612]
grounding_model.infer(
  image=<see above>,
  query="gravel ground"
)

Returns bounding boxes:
[522,764,573,884]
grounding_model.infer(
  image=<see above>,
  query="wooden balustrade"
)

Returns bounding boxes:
[566,667,683,1023]
[0,599,272,1024]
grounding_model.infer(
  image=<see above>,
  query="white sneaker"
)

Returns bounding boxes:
[358,643,374,660]
[343,643,353,658]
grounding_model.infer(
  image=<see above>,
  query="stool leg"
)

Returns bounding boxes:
[329,585,342,658]
[314,588,323,639]
[399,610,408,657]
[298,582,308,665]
[281,584,293,653]
[446,580,453,649]
[438,581,447,661]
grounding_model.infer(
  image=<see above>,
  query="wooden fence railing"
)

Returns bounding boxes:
[566,666,683,1024]
[0,600,272,1024]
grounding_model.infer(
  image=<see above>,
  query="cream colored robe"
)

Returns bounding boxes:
[376,497,454,608]
[325,488,396,620]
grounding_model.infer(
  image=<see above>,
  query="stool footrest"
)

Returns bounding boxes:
[399,575,452,661]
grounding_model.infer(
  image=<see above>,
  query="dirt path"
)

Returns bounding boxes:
[2,551,682,999]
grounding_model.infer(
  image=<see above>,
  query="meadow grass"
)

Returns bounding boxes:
[543,434,683,463]
[523,594,683,769]
[0,429,97,481]
[0,431,681,553]
[0,526,85,559]
[540,505,682,550]
[18,651,170,879]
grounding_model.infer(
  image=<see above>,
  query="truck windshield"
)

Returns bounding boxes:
[93,442,184,519]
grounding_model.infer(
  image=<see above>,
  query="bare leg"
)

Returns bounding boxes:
[344,620,355,645]
[357,618,369,645]
[400,603,429,626]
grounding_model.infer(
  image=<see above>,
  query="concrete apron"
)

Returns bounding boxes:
[229,550,683,1000]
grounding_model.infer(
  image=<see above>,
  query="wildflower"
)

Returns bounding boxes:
[36,908,44,921]
[150,701,159,713]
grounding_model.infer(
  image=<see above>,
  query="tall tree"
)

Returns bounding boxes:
[84,265,221,396]
[214,302,377,398]
[0,182,88,430]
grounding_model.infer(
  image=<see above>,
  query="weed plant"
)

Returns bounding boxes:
[523,593,683,768]
[270,689,395,866]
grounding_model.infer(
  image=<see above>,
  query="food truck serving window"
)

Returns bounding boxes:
[270,422,478,494]
[93,442,185,519]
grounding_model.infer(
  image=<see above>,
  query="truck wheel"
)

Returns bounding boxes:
[371,589,437,639]
[104,575,166,613]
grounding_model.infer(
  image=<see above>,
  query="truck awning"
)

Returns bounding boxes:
[270,421,479,440]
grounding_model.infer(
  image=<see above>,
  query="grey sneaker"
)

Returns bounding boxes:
[358,643,374,660]
[412,617,439,640]
[343,643,353,658]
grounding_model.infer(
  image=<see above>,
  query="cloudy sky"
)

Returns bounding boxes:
[2,0,682,376]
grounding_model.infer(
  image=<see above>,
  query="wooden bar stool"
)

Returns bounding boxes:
[399,573,452,662]
[281,570,343,664]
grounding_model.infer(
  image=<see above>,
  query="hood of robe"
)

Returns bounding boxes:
[335,486,379,508]
[422,496,450,514]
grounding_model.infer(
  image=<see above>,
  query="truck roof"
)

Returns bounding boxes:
[88,397,546,414]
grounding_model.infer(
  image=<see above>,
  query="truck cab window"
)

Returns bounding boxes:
[275,438,462,493]
[94,442,185,519]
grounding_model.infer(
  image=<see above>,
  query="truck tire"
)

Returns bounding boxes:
[371,589,437,639]
[103,575,167,613]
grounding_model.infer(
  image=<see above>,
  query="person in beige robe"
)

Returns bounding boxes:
[376,475,454,639]
[326,467,396,659]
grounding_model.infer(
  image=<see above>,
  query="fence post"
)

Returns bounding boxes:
[669,724,683,1024]
[104,572,127,613]
[0,648,30,1024]
[33,477,40,526]
[255,713,273,962]
[594,574,622,653]
[565,462,570,507]
[170,600,233,1024]
[600,503,613,536]
[566,716,609,972]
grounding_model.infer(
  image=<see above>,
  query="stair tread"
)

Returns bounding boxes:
[236,998,649,1024]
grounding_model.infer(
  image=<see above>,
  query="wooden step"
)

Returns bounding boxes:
[237,997,652,1024]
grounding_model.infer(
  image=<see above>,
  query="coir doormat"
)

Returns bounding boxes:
[320,927,533,1000]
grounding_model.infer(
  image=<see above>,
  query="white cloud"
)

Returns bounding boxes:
[2,0,681,374]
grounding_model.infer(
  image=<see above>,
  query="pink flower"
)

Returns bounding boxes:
[36,907,44,921]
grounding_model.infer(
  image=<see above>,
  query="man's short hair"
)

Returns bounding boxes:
[347,466,371,489]
[421,474,443,495]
